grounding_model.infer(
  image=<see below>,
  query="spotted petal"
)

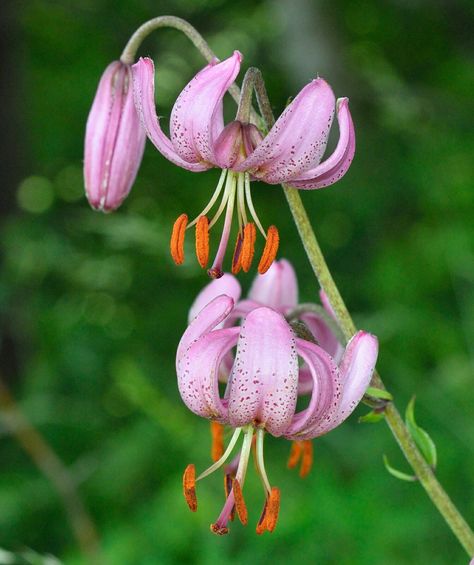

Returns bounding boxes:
[177,295,234,364]
[177,326,239,421]
[132,57,210,171]
[294,331,378,439]
[235,78,335,183]
[227,307,298,436]
[170,51,242,165]
[288,98,355,189]
[284,338,341,438]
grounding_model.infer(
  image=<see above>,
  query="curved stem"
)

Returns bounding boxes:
[119,15,245,112]
[237,63,474,556]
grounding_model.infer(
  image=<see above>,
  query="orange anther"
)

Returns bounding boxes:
[210,421,224,462]
[256,499,268,535]
[183,464,197,512]
[231,233,243,275]
[241,222,256,272]
[258,225,279,274]
[170,213,188,265]
[232,479,248,526]
[195,215,209,268]
[210,523,229,535]
[300,441,314,478]
[287,441,303,469]
[264,487,281,533]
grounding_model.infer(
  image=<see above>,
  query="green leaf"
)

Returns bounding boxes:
[383,455,417,482]
[359,410,385,423]
[365,387,393,401]
[405,396,438,468]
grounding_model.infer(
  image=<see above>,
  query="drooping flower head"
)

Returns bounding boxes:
[132,53,355,278]
[84,61,146,212]
[177,260,377,534]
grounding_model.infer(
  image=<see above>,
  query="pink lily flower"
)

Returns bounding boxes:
[84,61,146,212]
[188,259,346,479]
[177,279,377,534]
[132,52,355,278]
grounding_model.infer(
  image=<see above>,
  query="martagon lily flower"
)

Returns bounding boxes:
[177,262,378,535]
[84,61,146,212]
[132,51,355,278]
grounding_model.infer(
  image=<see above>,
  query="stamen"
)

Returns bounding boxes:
[234,426,255,486]
[210,421,224,462]
[256,486,281,534]
[170,213,188,265]
[287,441,303,469]
[187,169,228,229]
[264,487,281,532]
[237,173,248,226]
[232,479,248,525]
[232,233,243,275]
[258,225,279,274]
[197,427,242,481]
[241,222,256,272]
[256,499,268,535]
[300,441,314,478]
[244,173,266,238]
[255,428,272,495]
[209,171,234,229]
[183,464,197,512]
[195,215,210,268]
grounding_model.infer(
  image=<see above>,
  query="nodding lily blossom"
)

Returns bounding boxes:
[84,61,146,212]
[187,259,346,480]
[132,52,355,278]
[177,280,378,534]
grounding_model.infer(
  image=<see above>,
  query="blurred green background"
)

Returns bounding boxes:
[1,0,473,563]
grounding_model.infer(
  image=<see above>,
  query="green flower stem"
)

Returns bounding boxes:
[253,75,474,556]
[119,16,242,110]
[121,18,474,555]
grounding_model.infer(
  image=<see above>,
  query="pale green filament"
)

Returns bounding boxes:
[256,428,272,495]
[196,427,242,482]
[187,169,228,229]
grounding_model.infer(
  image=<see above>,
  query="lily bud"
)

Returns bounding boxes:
[84,61,146,212]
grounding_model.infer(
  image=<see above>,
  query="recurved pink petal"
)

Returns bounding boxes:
[170,51,242,165]
[247,259,298,312]
[227,307,298,436]
[235,79,335,182]
[188,273,241,324]
[177,295,234,364]
[85,62,146,211]
[284,339,341,438]
[293,331,377,439]
[132,57,210,171]
[177,327,239,421]
[334,331,378,424]
[287,98,356,189]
